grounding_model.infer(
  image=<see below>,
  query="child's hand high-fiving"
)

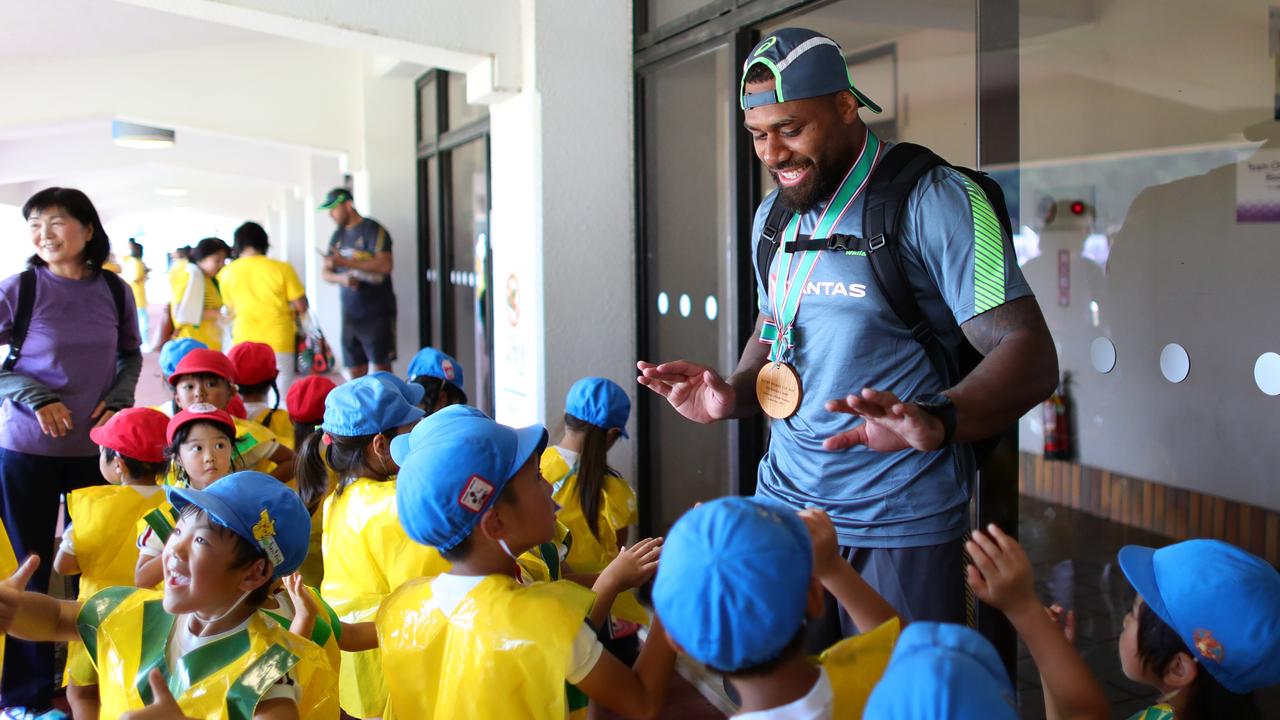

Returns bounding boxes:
[599,537,664,593]
[0,556,39,634]
[965,523,1039,620]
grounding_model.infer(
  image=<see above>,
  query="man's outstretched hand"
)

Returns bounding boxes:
[823,388,945,453]
[636,360,735,424]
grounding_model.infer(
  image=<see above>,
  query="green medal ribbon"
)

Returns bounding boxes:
[767,129,881,362]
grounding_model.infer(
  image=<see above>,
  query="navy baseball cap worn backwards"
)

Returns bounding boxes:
[565,377,630,439]
[407,347,465,392]
[652,497,812,672]
[741,28,881,113]
[1118,539,1280,693]
[318,187,353,210]
[165,471,311,578]
[321,375,425,437]
[395,404,547,552]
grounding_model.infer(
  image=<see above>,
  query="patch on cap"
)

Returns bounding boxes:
[1194,629,1224,663]
[252,508,285,567]
[458,475,495,513]
[441,359,456,380]
[187,402,218,414]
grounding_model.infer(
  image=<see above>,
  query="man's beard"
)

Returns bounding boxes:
[772,154,849,215]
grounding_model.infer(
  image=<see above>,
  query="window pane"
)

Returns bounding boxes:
[447,138,491,413]
[1015,0,1278,512]
[421,156,440,347]
[446,71,488,130]
[418,76,438,143]
[641,44,735,533]
[645,0,718,32]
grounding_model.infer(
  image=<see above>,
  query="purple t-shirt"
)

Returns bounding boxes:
[0,267,141,457]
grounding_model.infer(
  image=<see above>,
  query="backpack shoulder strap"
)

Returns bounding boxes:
[754,195,792,314]
[862,143,956,386]
[100,270,130,347]
[3,270,38,372]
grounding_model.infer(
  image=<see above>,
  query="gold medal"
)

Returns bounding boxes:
[757,362,803,419]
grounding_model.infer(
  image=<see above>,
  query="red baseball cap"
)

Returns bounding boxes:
[166,403,237,446]
[226,394,248,419]
[168,348,236,386]
[287,375,337,424]
[227,342,278,386]
[88,407,169,463]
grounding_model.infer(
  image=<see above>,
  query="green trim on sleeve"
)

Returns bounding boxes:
[75,586,137,664]
[962,177,1007,315]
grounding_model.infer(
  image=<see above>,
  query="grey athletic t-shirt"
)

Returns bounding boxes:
[751,144,1032,548]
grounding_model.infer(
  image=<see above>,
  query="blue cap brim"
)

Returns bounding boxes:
[165,486,253,547]
[509,424,549,480]
[390,433,411,466]
[391,405,426,432]
[1117,545,1171,623]
[400,381,426,408]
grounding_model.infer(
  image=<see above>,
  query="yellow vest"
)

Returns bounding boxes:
[260,586,343,674]
[253,407,295,451]
[77,587,338,719]
[65,486,166,685]
[0,518,15,686]
[821,617,901,718]
[541,450,647,625]
[321,478,451,718]
[377,574,596,719]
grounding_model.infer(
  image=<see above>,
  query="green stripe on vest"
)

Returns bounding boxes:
[225,643,299,720]
[75,586,137,665]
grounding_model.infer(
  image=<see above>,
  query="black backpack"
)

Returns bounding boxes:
[3,268,129,372]
[754,142,1015,461]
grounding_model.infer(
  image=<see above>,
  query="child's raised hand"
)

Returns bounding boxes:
[1045,603,1076,645]
[599,537,663,593]
[0,556,39,634]
[798,507,842,581]
[966,524,1039,618]
[283,573,318,639]
[120,669,197,719]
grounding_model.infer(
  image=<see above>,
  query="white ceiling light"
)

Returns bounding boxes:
[112,120,174,149]
[155,186,189,197]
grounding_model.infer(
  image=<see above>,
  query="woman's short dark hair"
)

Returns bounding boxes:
[190,237,230,263]
[22,187,110,270]
[232,222,270,257]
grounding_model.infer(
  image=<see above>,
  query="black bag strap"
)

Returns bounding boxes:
[101,270,129,335]
[754,197,791,300]
[3,270,38,372]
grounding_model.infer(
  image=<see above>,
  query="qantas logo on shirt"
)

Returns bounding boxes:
[770,272,868,299]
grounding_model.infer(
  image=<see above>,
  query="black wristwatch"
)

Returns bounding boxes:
[912,393,956,448]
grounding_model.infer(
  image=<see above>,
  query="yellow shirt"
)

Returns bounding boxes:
[321,478,451,718]
[169,264,223,350]
[821,617,901,718]
[217,255,305,352]
[0,518,15,686]
[121,256,148,306]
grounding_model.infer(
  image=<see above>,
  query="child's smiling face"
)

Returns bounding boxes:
[174,374,233,410]
[179,423,233,489]
[161,512,266,617]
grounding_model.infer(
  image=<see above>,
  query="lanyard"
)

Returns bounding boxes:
[766,129,881,362]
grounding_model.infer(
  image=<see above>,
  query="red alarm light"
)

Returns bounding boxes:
[1070,201,1086,216]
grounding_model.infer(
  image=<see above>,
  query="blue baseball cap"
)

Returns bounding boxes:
[407,347,466,393]
[1119,539,1280,693]
[165,471,311,578]
[652,497,812,672]
[159,338,207,379]
[388,404,488,466]
[369,371,426,408]
[320,376,425,437]
[864,622,1018,720]
[740,28,882,113]
[565,377,631,439]
[395,405,547,552]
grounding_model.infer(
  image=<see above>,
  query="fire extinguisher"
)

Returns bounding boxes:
[1043,372,1072,460]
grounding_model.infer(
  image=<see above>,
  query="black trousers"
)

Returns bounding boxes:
[0,448,104,709]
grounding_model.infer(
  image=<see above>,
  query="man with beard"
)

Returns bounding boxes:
[638,28,1057,645]
[320,187,397,379]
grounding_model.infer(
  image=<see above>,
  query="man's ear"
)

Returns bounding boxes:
[805,576,825,619]
[835,89,860,125]
[1162,651,1199,690]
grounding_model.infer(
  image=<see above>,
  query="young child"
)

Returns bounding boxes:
[405,347,467,414]
[155,337,207,415]
[168,348,294,482]
[0,471,339,719]
[286,374,338,587]
[1112,539,1279,720]
[228,341,294,449]
[53,407,170,720]
[546,377,646,645]
[378,404,676,719]
[300,376,444,720]
[135,405,239,588]
[652,497,900,718]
